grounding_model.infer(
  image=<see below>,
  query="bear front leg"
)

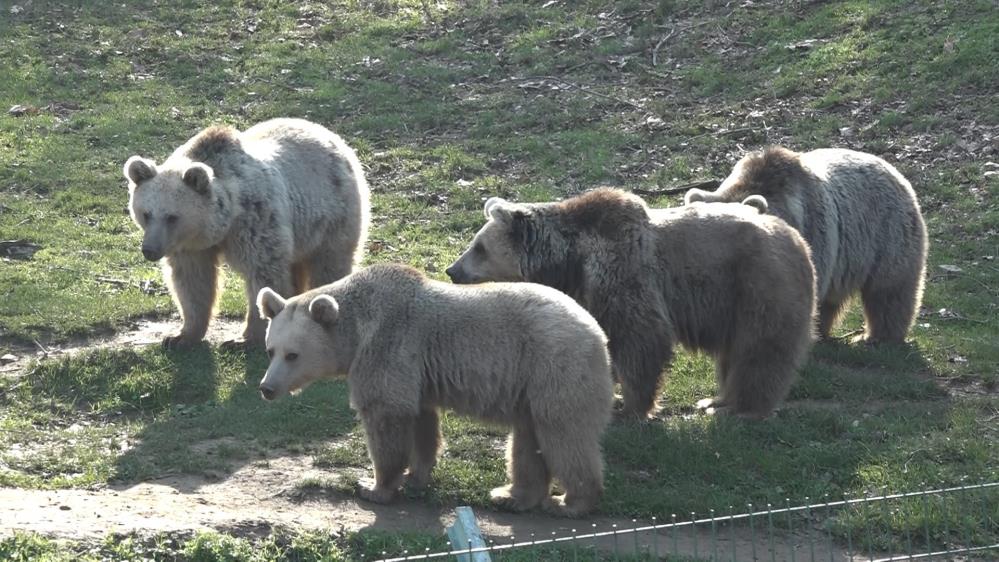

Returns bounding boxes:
[614,338,672,420]
[490,423,549,512]
[163,250,220,348]
[405,407,440,490]
[357,409,414,504]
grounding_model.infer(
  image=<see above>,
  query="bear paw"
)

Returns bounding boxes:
[489,485,542,512]
[220,339,250,351]
[162,334,201,349]
[695,397,718,410]
[404,469,432,491]
[356,478,398,504]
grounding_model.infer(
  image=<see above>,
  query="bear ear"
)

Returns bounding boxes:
[183,163,214,195]
[741,194,769,214]
[483,197,508,220]
[683,188,712,205]
[485,197,530,222]
[257,287,287,320]
[309,295,340,327]
[124,156,158,185]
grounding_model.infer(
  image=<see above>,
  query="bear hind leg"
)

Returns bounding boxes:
[238,268,294,347]
[696,355,732,413]
[534,424,604,517]
[405,407,440,490]
[491,423,549,512]
[817,297,849,340]
[305,250,354,289]
[860,275,921,345]
[291,261,311,294]
[357,410,413,504]
[616,344,671,419]
[720,346,801,419]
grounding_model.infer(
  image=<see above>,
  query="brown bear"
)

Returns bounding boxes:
[256,263,613,517]
[124,118,369,348]
[685,147,928,344]
[447,189,816,419]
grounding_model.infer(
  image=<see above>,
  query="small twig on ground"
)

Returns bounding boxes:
[832,329,865,341]
[682,126,757,144]
[31,338,50,357]
[95,276,130,288]
[513,76,646,111]
[717,127,755,137]
[651,26,677,67]
[933,272,999,296]
[632,179,722,197]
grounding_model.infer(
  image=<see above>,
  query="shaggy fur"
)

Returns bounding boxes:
[685,146,928,343]
[448,189,816,419]
[124,118,370,347]
[257,264,613,517]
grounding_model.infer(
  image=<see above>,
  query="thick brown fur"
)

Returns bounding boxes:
[448,188,817,419]
[685,146,928,343]
[258,264,613,516]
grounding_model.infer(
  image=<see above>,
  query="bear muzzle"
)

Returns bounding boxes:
[259,383,278,401]
[141,245,164,262]
[445,265,468,284]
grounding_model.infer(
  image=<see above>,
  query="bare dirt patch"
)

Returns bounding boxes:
[0,316,245,377]
[0,449,851,560]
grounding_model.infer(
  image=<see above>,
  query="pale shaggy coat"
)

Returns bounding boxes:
[257,264,612,517]
[685,147,927,343]
[447,189,816,419]
[124,118,369,347]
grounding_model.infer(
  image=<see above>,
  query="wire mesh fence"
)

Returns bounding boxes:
[374,480,999,561]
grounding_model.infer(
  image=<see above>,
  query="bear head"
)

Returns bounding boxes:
[447,189,647,294]
[256,288,342,401]
[123,155,221,261]
[445,197,535,285]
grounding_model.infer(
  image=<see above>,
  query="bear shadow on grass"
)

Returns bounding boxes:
[108,336,957,530]
[111,343,359,495]
[595,338,952,516]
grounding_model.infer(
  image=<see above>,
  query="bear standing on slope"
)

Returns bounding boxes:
[686,147,927,344]
[257,264,613,517]
[124,118,369,348]
[448,189,816,420]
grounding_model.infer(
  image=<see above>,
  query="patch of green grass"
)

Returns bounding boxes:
[0,347,355,487]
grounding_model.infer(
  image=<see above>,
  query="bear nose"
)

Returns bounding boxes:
[141,246,163,261]
[445,265,461,283]
[259,384,277,401]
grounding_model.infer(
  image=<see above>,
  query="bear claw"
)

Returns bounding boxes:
[162,334,199,349]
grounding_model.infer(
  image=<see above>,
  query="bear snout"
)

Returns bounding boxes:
[259,383,277,401]
[445,265,466,284]
[141,246,164,261]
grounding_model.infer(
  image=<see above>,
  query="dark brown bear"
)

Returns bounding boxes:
[448,189,816,419]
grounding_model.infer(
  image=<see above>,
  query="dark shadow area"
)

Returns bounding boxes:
[103,344,358,492]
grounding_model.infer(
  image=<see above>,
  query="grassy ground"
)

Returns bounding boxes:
[1,0,997,559]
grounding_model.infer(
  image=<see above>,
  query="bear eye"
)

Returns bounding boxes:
[142,211,152,222]
[285,352,298,361]
[473,242,486,256]
[166,214,179,225]
[266,349,275,359]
